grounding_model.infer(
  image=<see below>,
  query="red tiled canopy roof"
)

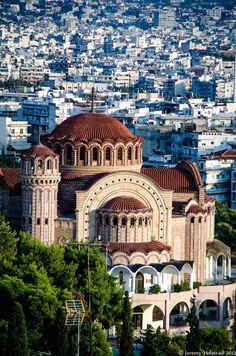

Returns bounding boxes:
[23,144,57,158]
[109,241,171,256]
[0,168,21,194]
[42,113,141,144]
[201,149,236,160]
[187,205,206,215]
[101,196,149,212]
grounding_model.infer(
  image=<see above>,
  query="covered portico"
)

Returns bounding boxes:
[109,261,195,294]
[206,240,231,282]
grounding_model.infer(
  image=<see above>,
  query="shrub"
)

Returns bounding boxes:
[172,281,190,292]
[149,284,161,294]
[193,281,201,289]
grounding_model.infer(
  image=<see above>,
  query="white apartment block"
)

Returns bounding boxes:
[172,131,236,163]
[199,150,236,203]
[0,117,31,154]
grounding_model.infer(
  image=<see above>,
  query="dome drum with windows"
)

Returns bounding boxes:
[41,113,143,175]
[97,196,153,243]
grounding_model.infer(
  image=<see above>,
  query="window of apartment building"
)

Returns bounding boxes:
[232,193,236,201]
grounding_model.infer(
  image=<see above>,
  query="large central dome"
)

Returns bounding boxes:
[41,112,143,176]
[43,112,138,144]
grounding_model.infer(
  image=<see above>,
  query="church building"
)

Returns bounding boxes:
[0,112,234,333]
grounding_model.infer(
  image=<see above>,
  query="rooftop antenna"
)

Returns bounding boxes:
[90,86,95,112]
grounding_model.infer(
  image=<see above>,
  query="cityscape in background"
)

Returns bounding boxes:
[1,0,236,355]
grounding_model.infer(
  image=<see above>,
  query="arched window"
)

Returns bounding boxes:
[37,159,43,170]
[138,217,142,226]
[135,146,138,160]
[29,158,34,171]
[113,216,118,226]
[54,144,61,155]
[92,147,98,161]
[80,146,86,161]
[117,147,123,161]
[199,217,202,223]
[153,306,163,322]
[105,147,111,161]
[145,217,148,226]
[99,215,103,225]
[47,160,52,170]
[191,217,195,224]
[128,147,132,161]
[130,218,135,226]
[105,216,110,225]
[121,217,127,226]
[65,145,72,164]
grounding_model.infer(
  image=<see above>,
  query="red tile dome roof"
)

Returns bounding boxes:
[23,144,57,158]
[109,241,171,255]
[42,113,141,144]
[187,205,206,215]
[101,196,149,212]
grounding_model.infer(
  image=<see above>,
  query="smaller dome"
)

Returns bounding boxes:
[23,145,57,159]
[101,196,149,212]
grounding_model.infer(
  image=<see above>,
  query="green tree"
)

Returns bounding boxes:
[215,202,236,250]
[201,327,232,352]
[80,319,111,356]
[0,221,124,354]
[141,325,170,356]
[6,302,29,356]
[0,219,18,273]
[186,296,201,353]
[120,291,134,356]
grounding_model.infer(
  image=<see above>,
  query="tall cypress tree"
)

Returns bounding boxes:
[6,302,29,356]
[186,296,201,353]
[120,291,134,356]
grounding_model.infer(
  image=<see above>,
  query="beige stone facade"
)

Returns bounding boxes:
[0,113,230,288]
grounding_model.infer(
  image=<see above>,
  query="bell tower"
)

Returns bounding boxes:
[20,145,61,245]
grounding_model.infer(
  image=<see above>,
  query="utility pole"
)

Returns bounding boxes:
[63,240,109,356]
[87,248,93,356]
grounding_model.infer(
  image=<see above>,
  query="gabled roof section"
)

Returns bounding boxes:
[201,149,236,160]
[0,168,21,194]
[141,161,202,193]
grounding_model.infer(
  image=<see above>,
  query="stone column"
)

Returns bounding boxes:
[190,271,194,289]
[73,149,77,166]
[223,256,227,278]
[228,256,231,277]
[177,272,181,285]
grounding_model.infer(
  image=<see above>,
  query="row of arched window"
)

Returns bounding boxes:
[98,215,151,227]
[51,143,141,166]
[24,158,58,173]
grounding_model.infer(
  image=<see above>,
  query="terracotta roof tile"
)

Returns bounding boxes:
[201,149,236,160]
[101,196,149,212]
[42,113,142,144]
[23,144,57,158]
[0,168,21,194]
[187,205,206,215]
[109,241,171,256]
[141,167,197,192]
